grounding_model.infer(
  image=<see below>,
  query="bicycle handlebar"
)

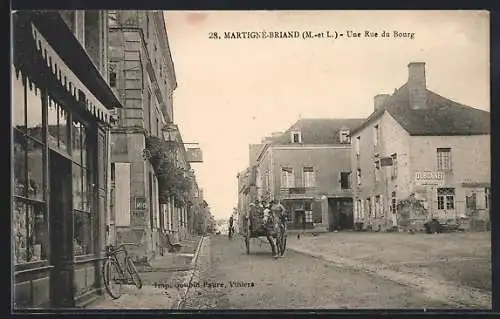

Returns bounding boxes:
[105,242,140,255]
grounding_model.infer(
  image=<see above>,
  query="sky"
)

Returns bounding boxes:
[163,10,490,220]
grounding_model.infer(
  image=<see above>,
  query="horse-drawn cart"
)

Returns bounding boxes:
[242,203,287,257]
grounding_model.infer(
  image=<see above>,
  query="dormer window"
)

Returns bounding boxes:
[291,130,302,143]
[340,129,350,144]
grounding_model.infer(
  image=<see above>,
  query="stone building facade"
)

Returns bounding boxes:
[106,10,189,262]
[350,62,491,231]
[253,118,364,231]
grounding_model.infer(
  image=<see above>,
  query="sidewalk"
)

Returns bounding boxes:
[284,231,491,308]
[87,236,203,309]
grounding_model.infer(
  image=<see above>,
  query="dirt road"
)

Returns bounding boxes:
[180,235,458,309]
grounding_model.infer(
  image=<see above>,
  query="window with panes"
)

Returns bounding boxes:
[47,91,96,257]
[12,68,47,264]
[437,188,455,210]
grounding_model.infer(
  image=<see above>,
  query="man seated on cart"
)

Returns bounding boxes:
[247,200,279,257]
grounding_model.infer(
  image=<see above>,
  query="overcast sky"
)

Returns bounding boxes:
[163,10,489,220]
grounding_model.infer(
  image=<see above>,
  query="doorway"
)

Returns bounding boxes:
[294,210,305,230]
[328,198,354,231]
[48,150,74,307]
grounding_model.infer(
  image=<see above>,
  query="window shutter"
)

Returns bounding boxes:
[114,162,131,226]
[161,204,167,229]
[153,176,159,228]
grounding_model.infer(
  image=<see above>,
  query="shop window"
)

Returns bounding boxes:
[13,199,47,264]
[47,97,59,149]
[74,210,94,256]
[26,79,43,142]
[58,105,69,153]
[47,96,70,154]
[72,120,82,163]
[12,72,48,265]
[13,131,27,197]
[12,68,26,131]
[27,139,44,201]
[71,118,95,256]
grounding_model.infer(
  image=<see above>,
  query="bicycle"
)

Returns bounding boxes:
[102,243,143,299]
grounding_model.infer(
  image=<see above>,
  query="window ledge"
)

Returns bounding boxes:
[15,260,52,273]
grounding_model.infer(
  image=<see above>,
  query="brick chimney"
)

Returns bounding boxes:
[374,94,390,112]
[407,62,427,110]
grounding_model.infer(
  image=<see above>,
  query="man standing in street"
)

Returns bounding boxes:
[228,215,234,240]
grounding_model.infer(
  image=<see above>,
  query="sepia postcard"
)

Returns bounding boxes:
[10,9,491,312]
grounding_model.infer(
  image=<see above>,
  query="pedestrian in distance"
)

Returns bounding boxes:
[228,215,234,240]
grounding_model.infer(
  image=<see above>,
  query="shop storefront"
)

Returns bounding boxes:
[12,11,122,308]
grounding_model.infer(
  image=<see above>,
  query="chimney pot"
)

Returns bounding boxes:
[374,94,391,112]
[407,62,427,110]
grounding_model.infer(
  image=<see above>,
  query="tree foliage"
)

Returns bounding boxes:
[396,193,429,226]
[144,135,193,206]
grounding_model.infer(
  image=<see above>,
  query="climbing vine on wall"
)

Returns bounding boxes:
[144,135,192,206]
[396,193,429,226]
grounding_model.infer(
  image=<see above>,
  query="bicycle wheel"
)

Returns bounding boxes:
[126,257,143,289]
[102,257,123,299]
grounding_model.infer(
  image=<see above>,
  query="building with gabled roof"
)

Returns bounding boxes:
[351,62,490,231]
[254,117,364,231]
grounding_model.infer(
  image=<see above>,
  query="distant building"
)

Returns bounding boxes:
[254,118,364,231]
[350,62,490,231]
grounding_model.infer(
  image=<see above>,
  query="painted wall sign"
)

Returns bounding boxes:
[134,197,147,210]
[415,171,445,186]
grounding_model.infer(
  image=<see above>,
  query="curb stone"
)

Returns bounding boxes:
[173,235,206,309]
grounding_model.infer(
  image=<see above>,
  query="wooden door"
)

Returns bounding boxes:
[48,150,74,307]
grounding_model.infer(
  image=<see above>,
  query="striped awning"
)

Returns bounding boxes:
[31,23,115,125]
